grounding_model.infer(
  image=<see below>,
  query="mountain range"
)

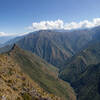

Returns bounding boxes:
[1,26,100,100]
[0,44,76,100]
[2,29,94,68]
[59,42,100,100]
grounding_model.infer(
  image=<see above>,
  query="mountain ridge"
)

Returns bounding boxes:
[7,44,76,100]
[59,41,100,100]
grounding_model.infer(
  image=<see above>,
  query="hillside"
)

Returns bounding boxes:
[1,28,97,69]
[15,31,71,68]
[0,52,58,100]
[73,63,100,100]
[0,44,76,100]
[11,29,92,69]
[59,42,100,100]
[60,63,100,100]
[16,33,70,68]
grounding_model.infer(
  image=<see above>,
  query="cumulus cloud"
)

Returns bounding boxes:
[27,19,64,30]
[27,18,100,31]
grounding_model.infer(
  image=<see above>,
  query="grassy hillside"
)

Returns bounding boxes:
[72,63,100,100]
[2,27,100,69]
[0,52,61,100]
[2,28,97,69]
[59,42,100,100]
[16,31,71,68]
[8,44,76,100]
[60,42,100,82]
[13,29,93,68]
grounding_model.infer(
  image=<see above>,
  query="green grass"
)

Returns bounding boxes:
[60,42,100,100]
[9,46,76,100]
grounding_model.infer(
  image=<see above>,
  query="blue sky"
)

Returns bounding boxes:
[0,0,100,34]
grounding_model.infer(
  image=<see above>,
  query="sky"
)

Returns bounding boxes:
[0,0,100,36]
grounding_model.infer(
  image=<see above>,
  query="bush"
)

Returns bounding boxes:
[22,93,32,100]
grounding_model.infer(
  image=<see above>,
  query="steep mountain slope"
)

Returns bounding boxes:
[59,42,100,100]
[72,63,100,100]
[1,26,100,100]
[2,44,76,100]
[59,42,100,83]
[13,29,92,68]
[0,52,59,100]
[2,27,100,69]
[15,31,71,68]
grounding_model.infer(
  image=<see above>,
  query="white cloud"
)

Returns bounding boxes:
[0,32,30,37]
[0,32,19,37]
[0,32,8,36]
[27,18,100,31]
[27,19,64,30]
[1,18,100,37]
